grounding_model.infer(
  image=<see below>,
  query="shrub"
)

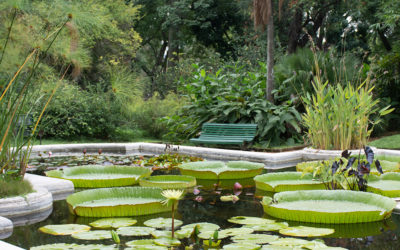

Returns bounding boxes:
[131,93,183,139]
[164,64,302,146]
[38,84,122,139]
[0,179,33,198]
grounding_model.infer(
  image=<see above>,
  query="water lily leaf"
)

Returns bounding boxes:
[151,230,172,238]
[89,218,137,229]
[268,237,313,246]
[180,222,220,232]
[261,245,293,250]
[30,243,118,250]
[71,230,112,240]
[198,230,229,239]
[228,216,275,225]
[220,227,254,236]
[279,226,334,237]
[175,228,194,239]
[39,224,91,235]
[116,226,155,236]
[154,237,181,246]
[125,239,168,249]
[244,222,289,232]
[223,242,261,250]
[144,217,183,229]
[232,234,279,244]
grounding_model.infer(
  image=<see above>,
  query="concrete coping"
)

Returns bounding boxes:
[0,217,12,240]
[25,173,74,201]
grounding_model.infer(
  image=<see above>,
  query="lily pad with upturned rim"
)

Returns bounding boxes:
[139,175,196,189]
[279,226,334,237]
[66,187,170,217]
[46,165,152,188]
[254,172,325,192]
[116,226,155,236]
[178,161,264,180]
[144,217,183,229]
[228,216,275,225]
[367,172,400,197]
[89,218,137,229]
[71,230,112,240]
[30,243,118,250]
[261,190,396,224]
[38,224,91,235]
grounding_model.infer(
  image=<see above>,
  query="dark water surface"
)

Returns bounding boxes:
[4,155,400,249]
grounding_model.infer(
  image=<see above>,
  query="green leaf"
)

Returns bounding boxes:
[116,226,155,236]
[154,237,181,247]
[180,222,220,232]
[223,243,261,249]
[139,175,196,189]
[89,218,137,229]
[243,222,289,232]
[71,230,112,240]
[144,217,183,229]
[228,216,275,225]
[39,224,90,235]
[30,243,118,250]
[279,226,334,237]
[232,234,279,244]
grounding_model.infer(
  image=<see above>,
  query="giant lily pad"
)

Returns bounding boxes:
[116,226,155,236]
[178,161,264,179]
[297,159,400,175]
[89,218,137,229]
[228,216,275,225]
[46,165,152,188]
[39,224,90,235]
[30,243,118,250]
[139,175,196,189]
[367,172,400,197]
[232,234,279,244]
[261,190,396,224]
[67,187,170,217]
[279,226,334,237]
[144,217,183,229]
[71,230,112,240]
[254,172,325,192]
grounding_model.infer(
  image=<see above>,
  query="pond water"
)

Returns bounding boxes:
[3,155,400,249]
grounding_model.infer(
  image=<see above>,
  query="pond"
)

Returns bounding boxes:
[3,154,400,249]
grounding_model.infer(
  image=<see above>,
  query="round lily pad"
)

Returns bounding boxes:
[31,243,118,250]
[180,222,220,232]
[220,227,254,236]
[175,228,194,239]
[198,230,229,240]
[116,226,155,236]
[154,237,181,247]
[125,239,168,249]
[244,222,289,232]
[71,230,112,240]
[151,230,172,238]
[144,217,183,229]
[268,237,313,247]
[279,226,335,237]
[39,224,91,235]
[89,218,137,229]
[232,234,279,244]
[223,242,261,250]
[261,245,292,250]
[228,216,275,225]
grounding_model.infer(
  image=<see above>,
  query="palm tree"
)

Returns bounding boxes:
[253,0,283,103]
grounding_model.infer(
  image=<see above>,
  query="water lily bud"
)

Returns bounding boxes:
[193,188,200,195]
[48,151,52,157]
[233,182,242,190]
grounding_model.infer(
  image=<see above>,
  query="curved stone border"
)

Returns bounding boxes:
[0,187,52,226]
[25,173,74,201]
[0,217,12,240]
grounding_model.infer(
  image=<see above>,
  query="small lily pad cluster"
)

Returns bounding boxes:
[33,215,346,249]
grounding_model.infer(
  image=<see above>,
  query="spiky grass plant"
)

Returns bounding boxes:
[161,189,184,238]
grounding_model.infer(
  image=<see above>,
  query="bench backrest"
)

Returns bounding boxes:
[201,123,257,139]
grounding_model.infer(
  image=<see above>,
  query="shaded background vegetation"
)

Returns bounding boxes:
[1,0,400,146]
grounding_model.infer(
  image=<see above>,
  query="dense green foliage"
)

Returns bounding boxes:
[164,64,301,146]
[0,179,33,198]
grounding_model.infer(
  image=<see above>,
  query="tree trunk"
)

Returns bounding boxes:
[266,0,274,103]
[287,6,303,54]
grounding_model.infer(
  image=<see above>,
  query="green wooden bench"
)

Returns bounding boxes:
[190,123,257,146]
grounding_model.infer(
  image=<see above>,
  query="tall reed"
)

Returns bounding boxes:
[0,7,68,180]
[302,45,393,150]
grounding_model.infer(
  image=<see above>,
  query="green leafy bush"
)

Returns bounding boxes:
[164,64,302,146]
[0,179,33,198]
[131,93,183,139]
[38,84,121,139]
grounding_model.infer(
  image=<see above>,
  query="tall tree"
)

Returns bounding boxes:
[253,0,277,103]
